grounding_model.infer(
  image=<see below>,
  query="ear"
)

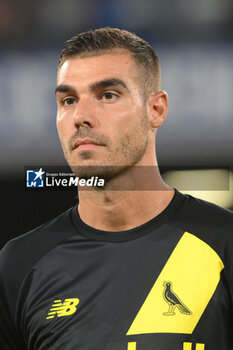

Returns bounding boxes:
[147,90,168,129]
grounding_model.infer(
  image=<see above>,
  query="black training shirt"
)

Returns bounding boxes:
[0,189,233,349]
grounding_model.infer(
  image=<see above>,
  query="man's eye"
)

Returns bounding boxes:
[102,92,117,100]
[63,98,76,105]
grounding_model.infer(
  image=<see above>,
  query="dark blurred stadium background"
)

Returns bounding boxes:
[1,0,233,248]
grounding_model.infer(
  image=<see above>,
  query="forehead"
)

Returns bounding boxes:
[57,50,140,86]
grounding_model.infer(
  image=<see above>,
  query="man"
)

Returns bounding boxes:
[0,28,232,350]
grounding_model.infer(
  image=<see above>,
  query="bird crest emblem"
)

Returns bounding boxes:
[163,281,192,316]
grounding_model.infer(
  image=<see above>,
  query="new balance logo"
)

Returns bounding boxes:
[46,298,79,319]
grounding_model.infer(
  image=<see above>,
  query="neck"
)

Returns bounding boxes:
[77,165,174,232]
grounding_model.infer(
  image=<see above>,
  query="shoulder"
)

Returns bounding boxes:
[169,191,233,264]
[173,192,233,231]
[0,206,76,267]
[0,206,77,317]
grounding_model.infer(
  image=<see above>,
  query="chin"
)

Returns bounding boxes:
[70,164,105,180]
[70,164,130,182]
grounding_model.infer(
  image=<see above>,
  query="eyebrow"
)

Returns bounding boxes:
[55,84,76,95]
[90,78,128,92]
[55,78,128,95]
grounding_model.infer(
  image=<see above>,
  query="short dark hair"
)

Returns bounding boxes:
[58,27,161,94]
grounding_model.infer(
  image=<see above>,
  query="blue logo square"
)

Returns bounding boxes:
[26,168,45,188]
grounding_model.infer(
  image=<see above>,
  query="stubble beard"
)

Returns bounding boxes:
[63,112,149,188]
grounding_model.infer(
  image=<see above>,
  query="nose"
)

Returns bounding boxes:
[73,96,96,128]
